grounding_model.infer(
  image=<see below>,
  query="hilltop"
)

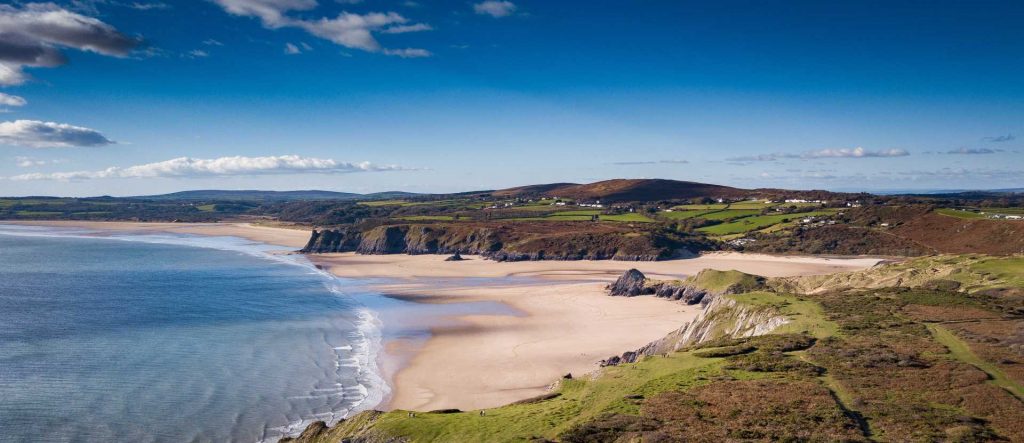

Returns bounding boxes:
[493,179,749,203]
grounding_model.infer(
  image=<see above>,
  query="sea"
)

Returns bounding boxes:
[0,224,509,442]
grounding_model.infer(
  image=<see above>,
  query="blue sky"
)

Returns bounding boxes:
[0,0,1022,196]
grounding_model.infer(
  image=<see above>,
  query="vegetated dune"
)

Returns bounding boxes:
[493,179,749,202]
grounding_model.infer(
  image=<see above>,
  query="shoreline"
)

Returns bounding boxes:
[2,220,884,413]
[308,251,881,410]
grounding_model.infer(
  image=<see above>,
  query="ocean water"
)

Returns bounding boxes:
[0,226,387,443]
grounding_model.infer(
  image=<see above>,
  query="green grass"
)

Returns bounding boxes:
[927,324,1024,399]
[936,208,986,219]
[970,257,1024,288]
[672,204,728,210]
[196,204,217,212]
[325,351,725,442]
[727,292,839,339]
[358,200,410,207]
[695,209,760,221]
[599,213,655,222]
[396,215,455,221]
[686,269,763,293]
[14,211,63,217]
[698,210,833,236]
[938,207,1024,219]
[659,210,716,220]
[550,210,600,216]
[727,201,772,210]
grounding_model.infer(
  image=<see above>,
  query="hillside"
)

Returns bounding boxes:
[493,179,749,202]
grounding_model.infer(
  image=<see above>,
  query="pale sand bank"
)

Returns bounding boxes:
[4,221,882,411]
[311,252,882,411]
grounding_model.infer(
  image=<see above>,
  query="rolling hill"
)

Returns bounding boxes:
[493,179,749,203]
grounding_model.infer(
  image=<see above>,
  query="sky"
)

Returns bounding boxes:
[0,0,1022,197]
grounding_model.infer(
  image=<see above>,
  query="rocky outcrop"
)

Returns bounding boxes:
[606,268,765,306]
[600,292,788,366]
[301,227,363,253]
[445,251,464,261]
[606,269,649,296]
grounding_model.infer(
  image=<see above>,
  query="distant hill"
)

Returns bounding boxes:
[494,179,748,203]
[133,190,419,202]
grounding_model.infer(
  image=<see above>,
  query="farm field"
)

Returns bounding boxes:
[698,210,836,236]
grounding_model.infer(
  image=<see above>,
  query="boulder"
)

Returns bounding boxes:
[445,251,464,261]
[606,269,651,297]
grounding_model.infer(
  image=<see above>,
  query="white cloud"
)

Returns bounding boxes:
[804,147,909,158]
[130,2,170,10]
[0,120,114,148]
[212,0,431,56]
[383,48,431,58]
[728,147,909,162]
[0,3,138,85]
[14,155,62,167]
[186,49,209,58]
[7,154,411,180]
[298,12,409,52]
[982,134,1014,143]
[381,23,433,34]
[610,159,689,165]
[213,0,317,27]
[284,42,301,54]
[473,1,516,17]
[0,93,27,107]
[947,147,999,155]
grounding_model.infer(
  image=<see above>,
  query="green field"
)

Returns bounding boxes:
[397,215,456,221]
[599,213,655,222]
[727,201,773,210]
[936,208,986,219]
[696,209,760,221]
[659,210,715,220]
[14,210,64,217]
[698,210,833,236]
[938,207,1024,219]
[671,203,728,210]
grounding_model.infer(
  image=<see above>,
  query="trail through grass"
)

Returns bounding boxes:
[926,323,1024,400]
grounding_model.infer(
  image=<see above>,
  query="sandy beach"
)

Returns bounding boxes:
[311,251,881,410]
[4,221,883,411]
[4,220,311,249]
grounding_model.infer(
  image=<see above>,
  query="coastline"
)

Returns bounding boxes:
[309,251,881,410]
[2,221,883,413]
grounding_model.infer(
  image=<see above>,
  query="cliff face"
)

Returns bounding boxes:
[600,295,788,366]
[301,224,704,261]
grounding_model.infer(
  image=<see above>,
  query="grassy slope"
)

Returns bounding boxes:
[927,324,1024,400]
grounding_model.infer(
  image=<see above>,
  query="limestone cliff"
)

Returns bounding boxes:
[600,293,788,366]
[301,224,705,261]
